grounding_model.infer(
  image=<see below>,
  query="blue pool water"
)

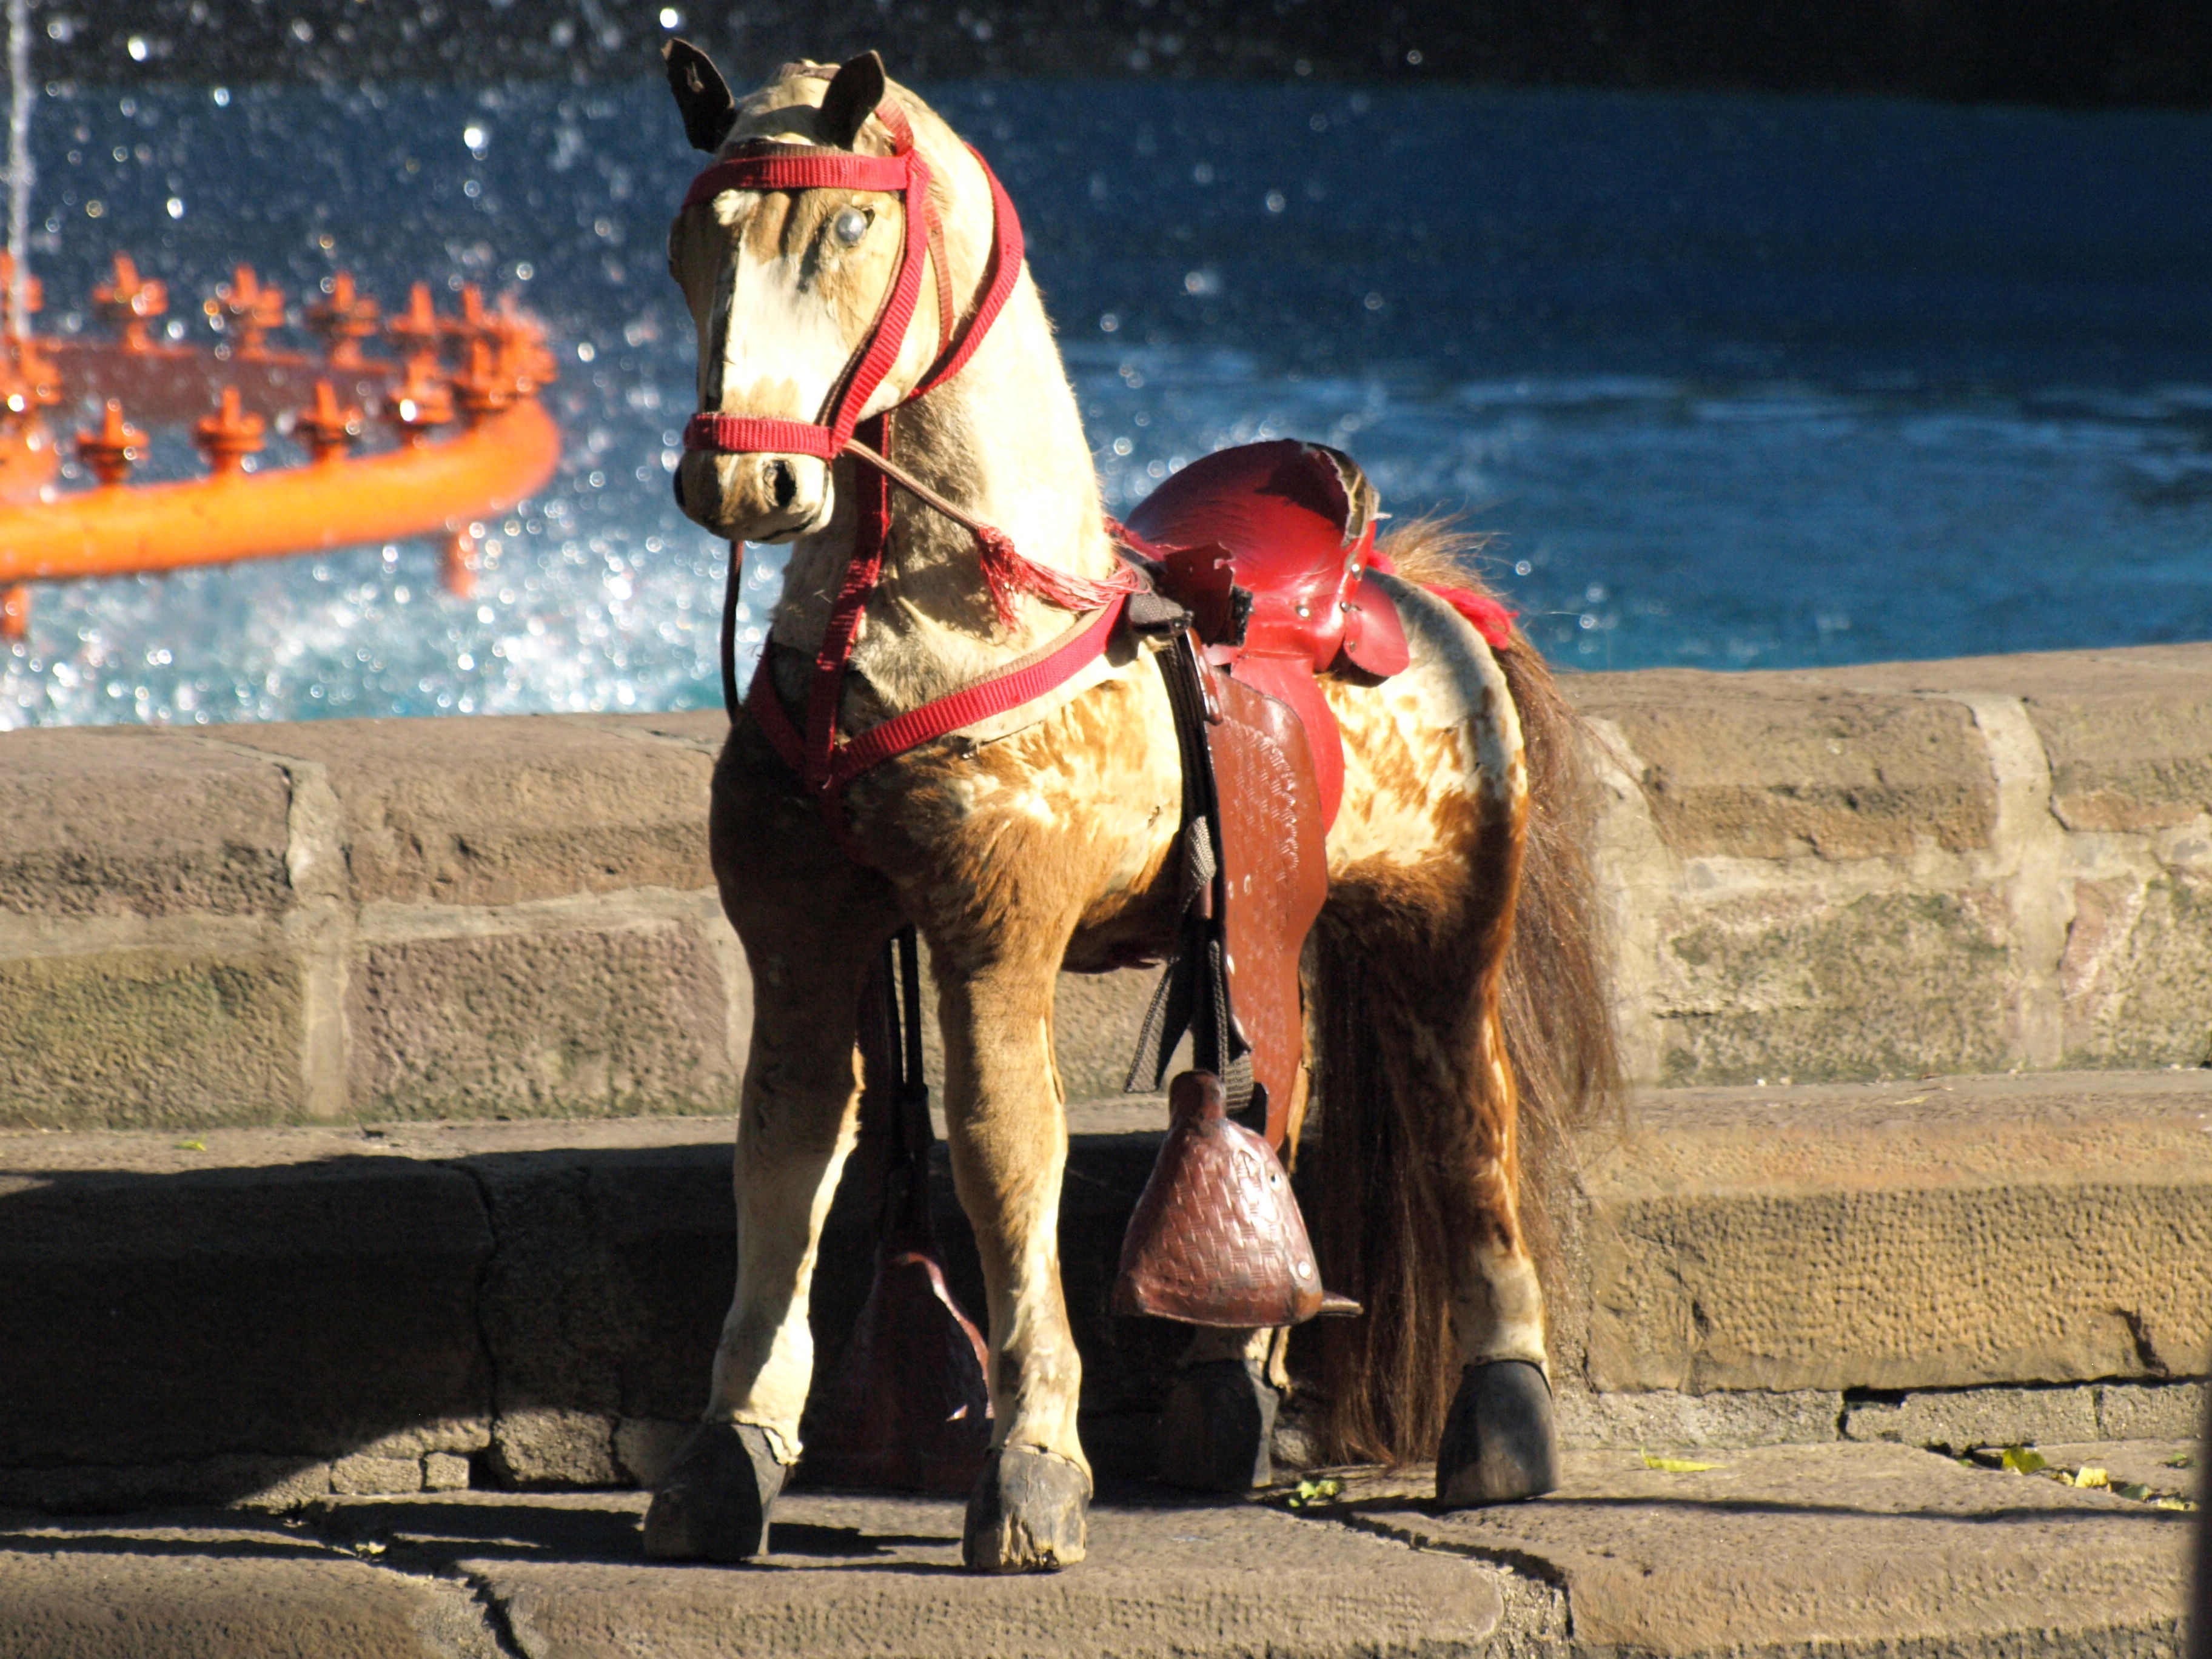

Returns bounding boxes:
[2,77,2208,726]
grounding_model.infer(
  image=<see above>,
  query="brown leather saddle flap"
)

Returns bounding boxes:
[1208,666,1328,1147]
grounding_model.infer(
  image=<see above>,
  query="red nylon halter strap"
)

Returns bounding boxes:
[680,144,932,459]
[737,411,1132,858]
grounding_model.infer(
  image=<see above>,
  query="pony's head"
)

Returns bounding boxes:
[662,46,979,543]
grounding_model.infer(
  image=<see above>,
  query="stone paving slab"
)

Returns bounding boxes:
[0,1512,499,1659]
[2,1444,2197,1657]
[316,1487,1504,1658]
[1307,1442,2190,1658]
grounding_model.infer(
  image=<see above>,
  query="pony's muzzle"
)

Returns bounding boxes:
[675,449,831,543]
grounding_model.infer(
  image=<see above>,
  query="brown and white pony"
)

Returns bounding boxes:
[648,49,1616,1572]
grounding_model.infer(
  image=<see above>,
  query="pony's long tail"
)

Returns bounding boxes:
[1303,521,1621,1466]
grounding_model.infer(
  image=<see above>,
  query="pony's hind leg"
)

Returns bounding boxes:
[1156,1326,1281,1492]
[1434,1051,1560,1507]
[1308,876,1560,1506]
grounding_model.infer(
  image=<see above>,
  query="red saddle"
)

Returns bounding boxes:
[1124,440,1500,826]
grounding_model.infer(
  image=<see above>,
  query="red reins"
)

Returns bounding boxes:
[678,97,1135,853]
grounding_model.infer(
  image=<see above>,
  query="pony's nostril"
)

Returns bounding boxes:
[763,458,796,512]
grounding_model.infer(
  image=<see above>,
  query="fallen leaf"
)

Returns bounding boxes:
[1287,1476,1342,1508]
[2114,1482,2153,1501]
[176,1140,207,1151]
[2164,1453,2194,1470]
[2000,1446,2046,1475]
[2073,1466,2109,1489]
[1641,1453,1720,1473]
[2156,1496,2197,1512]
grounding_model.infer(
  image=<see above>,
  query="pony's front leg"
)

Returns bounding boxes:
[644,848,893,1560]
[934,954,1091,1572]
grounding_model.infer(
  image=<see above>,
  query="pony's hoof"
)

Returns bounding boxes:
[642,1421,788,1561]
[962,1444,1090,1572]
[1436,1360,1559,1508]
[1155,1358,1278,1492]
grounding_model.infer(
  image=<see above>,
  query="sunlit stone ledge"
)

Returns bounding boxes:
[2,639,2211,1130]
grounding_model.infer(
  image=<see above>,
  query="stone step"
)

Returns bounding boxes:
[0,1442,2193,1658]
[2,1071,2207,1510]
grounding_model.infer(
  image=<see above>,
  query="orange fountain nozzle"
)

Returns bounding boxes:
[384,351,455,446]
[294,380,366,463]
[452,337,516,424]
[195,385,267,475]
[206,264,286,358]
[76,399,148,487]
[387,281,443,360]
[305,271,383,369]
[92,253,168,352]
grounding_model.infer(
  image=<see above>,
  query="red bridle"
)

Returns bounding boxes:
[677,98,1136,852]
[678,98,1009,464]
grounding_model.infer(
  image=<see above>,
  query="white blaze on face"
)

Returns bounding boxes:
[708,189,860,421]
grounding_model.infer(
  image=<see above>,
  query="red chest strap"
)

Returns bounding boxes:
[745,590,1130,851]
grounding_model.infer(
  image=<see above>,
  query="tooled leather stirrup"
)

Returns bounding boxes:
[1114,1071,1357,1326]
[1112,630,1359,1327]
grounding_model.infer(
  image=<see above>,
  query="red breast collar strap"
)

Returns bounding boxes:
[746,588,1130,854]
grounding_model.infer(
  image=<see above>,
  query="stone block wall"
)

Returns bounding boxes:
[0,712,746,1130]
[4,640,2212,1128]
[1575,641,2212,1086]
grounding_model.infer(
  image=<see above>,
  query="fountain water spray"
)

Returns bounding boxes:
[5,0,28,340]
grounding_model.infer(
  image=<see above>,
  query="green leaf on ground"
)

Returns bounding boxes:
[2114,1482,2153,1501]
[175,1140,207,1151]
[1286,1476,1342,1508]
[1641,1453,1720,1473]
[2071,1466,2109,1489]
[2000,1446,2046,1475]
[2155,1496,2197,1512]
[2164,1453,2194,1470]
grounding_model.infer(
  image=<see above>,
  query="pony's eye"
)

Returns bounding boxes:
[832,207,870,246]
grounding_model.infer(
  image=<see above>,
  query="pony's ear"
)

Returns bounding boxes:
[662,39,737,153]
[817,52,886,150]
